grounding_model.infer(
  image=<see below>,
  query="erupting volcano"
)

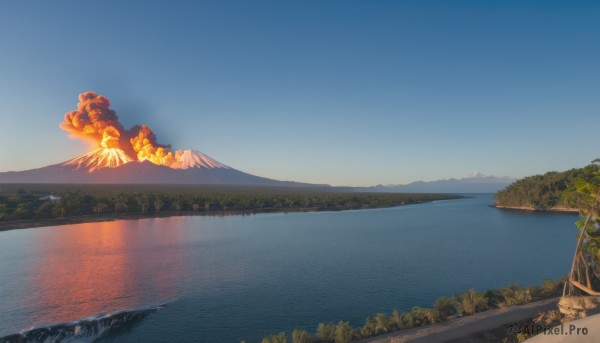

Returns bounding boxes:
[59,91,230,172]
[0,92,326,187]
[65,148,134,172]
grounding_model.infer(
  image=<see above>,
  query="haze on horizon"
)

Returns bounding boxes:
[0,1,598,187]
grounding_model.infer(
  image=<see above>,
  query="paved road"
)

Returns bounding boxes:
[358,297,560,343]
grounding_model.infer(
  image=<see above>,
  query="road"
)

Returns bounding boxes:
[358,297,559,343]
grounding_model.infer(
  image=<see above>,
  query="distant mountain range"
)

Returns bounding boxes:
[361,173,515,193]
[0,149,514,193]
[0,149,328,187]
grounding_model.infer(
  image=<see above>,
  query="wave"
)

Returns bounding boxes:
[0,304,165,343]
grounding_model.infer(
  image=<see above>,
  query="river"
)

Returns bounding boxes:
[0,194,579,342]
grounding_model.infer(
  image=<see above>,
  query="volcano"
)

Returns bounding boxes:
[64,148,134,172]
[0,91,329,187]
[0,150,327,187]
[170,150,229,169]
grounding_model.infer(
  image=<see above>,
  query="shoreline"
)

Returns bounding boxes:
[358,297,560,343]
[0,199,454,232]
[492,205,579,213]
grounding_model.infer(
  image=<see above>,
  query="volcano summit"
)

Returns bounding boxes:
[0,92,326,187]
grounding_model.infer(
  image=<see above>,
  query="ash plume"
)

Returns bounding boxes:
[60,92,124,149]
[60,91,182,167]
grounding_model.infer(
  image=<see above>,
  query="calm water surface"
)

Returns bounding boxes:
[0,194,579,342]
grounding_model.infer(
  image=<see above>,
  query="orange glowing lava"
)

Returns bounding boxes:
[64,148,133,172]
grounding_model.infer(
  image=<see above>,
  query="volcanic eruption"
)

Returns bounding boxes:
[59,92,227,172]
[0,92,326,187]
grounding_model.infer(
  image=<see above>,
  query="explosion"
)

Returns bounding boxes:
[60,92,186,171]
[64,148,133,172]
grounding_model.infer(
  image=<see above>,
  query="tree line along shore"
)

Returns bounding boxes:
[0,184,461,230]
[495,163,599,211]
[258,279,564,343]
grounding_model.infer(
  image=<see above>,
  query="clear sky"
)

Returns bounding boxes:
[0,1,598,186]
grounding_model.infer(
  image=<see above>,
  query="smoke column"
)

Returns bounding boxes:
[60,92,181,167]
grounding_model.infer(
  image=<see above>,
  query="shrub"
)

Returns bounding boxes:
[424,309,441,324]
[409,307,428,326]
[500,285,532,306]
[461,289,488,315]
[374,313,389,334]
[292,329,313,343]
[400,312,415,329]
[484,289,502,308]
[262,332,287,343]
[334,321,352,343]
[389,308,402,330]
[538,279,562,298]
[361,317,376,337]
[316,322,336,342]
[433,296,457,319]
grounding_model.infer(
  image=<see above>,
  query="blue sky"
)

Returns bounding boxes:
[0,1,598,186]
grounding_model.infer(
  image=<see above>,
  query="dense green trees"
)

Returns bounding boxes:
[495,164,600,210]
[563,159,600,218]
[562,160,600,277]
[0,185,459,223]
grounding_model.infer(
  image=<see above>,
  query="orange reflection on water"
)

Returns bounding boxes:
[29,219,186,328]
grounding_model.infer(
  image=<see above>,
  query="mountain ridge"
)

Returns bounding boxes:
[0,152,328,187]
[362,174,515,193]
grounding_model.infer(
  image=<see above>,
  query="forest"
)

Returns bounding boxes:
[495,163,600,210]
[0,184,460,225]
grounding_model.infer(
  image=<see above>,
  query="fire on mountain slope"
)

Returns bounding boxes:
[64,148,134,172]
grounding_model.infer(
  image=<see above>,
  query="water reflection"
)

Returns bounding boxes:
[27,219,186,329]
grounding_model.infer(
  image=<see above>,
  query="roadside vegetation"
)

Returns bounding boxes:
[0,184,460,225]
[495,163,599,210]
[259,279,564,343]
